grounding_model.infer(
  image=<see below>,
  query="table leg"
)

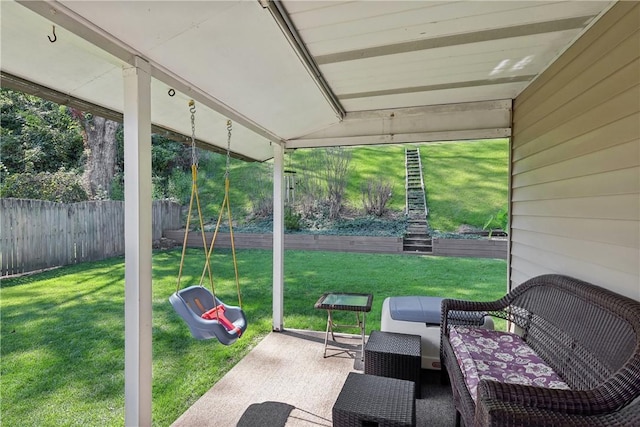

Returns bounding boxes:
[358,312,366,362]
[323,309,332,358]
[329,310,336,341]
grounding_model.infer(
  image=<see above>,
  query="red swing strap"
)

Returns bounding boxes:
[201,305,243,336]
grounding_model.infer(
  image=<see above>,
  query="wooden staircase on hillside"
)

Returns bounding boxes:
[404,148,432,253]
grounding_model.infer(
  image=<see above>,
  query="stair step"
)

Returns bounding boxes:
[405,235,431,241]
[403,238,433,244]
[406,243,431,247]
[403,246,433,253]
[406,147,429,240]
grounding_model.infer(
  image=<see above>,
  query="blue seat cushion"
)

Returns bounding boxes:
[389,296,443,324]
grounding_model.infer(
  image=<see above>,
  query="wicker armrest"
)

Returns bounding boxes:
[440,298,505,335]
[477,379,613,416]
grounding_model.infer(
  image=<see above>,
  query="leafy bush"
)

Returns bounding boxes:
[284,207,302,231]
[483,205,509,236]
[0,89,84,174]
[167,168,193,204]
[0,171,87,202]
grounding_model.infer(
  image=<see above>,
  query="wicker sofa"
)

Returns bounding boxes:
[440,274,640,427]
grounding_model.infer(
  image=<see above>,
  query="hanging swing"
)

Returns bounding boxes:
[169,100,247,345]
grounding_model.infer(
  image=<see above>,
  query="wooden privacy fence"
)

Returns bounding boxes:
[1,198,181,276]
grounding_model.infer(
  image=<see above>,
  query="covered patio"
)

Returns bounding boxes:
[170,329,455,427]
[1,1,638,425]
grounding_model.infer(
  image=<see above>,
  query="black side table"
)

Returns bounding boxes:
[364,330,422,398]
[333,372,416,427]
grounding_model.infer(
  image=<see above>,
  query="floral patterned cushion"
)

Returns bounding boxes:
[449,326,570,402]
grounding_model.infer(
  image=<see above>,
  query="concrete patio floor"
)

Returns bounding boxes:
[171,329,456,426]
[171,329,361,426]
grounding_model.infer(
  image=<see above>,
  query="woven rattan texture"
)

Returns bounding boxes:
[440,274,640,427]
[364,331,421,398]
[333,372,416,427]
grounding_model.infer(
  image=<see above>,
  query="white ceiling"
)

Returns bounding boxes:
[0,1,614,161]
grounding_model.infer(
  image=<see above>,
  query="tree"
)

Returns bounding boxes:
[1,88,195,203]
[0,89,84,176]
[71,111,119,199]
[323,147,352,219]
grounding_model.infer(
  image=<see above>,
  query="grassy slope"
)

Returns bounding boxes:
[342,145,407,212]
[188,139,508,233]
[421,139,509,232]
[1,249,506,426]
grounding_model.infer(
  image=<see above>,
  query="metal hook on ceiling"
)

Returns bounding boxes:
[48,25,57,43]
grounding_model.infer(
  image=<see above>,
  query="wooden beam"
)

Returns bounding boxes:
[287,128,511,149]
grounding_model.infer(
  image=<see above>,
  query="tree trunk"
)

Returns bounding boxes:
[82,116,119,199]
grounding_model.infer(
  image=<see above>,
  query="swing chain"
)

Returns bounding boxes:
[189,100,198,168]
[225,120,232,179]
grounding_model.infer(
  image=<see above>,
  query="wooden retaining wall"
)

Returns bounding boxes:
[164,230,507,259]
[163,230,404,254]
[432,238,507,259]
[1,198,181,276]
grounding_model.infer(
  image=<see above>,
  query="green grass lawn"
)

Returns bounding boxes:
[1,249,506,426]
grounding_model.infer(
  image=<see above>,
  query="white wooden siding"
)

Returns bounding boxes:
[510,2,640,300]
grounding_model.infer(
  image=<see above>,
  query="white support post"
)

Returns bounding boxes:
[273,143,285,331]
[123,57,152,427]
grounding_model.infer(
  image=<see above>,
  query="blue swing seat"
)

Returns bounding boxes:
[169,285,247,345]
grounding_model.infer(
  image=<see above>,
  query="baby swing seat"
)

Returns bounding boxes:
[170,285,247,345]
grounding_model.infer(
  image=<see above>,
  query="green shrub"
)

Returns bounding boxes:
[284,207,302,231]
[0,171,87,202]
[167,168,192,204]
[109,172,124,200]
[483,205,509,235]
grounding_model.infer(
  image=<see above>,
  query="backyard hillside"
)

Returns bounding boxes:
[194,139,509,234]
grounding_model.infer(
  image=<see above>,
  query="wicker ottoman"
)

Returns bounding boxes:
[365,330,421,398]
[333,372,416,427]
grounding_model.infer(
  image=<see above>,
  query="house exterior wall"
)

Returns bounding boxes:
[510,2,639,300]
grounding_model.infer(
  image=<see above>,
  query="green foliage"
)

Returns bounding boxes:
[483,205,509,235]
[149,135,191,199]
[284,207,302,231]
[0,89,84,175]
[0,171,87,202]
[109,172,125,201]
[109,131,192,201]
[0,249,506,426]
[166,168,192,204]
[330,216,407,236]
[0,89,195,203]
